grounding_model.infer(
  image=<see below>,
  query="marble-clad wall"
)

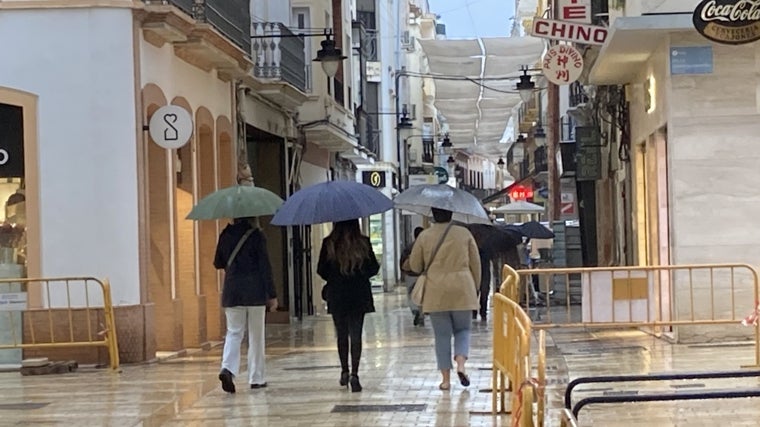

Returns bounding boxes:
[667,33,760,341]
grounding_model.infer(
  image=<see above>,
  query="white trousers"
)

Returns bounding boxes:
[221,306,266,385]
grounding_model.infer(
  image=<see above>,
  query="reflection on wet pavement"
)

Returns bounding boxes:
[1,288,758,426]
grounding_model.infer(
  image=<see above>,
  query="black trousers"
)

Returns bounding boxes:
[332,311,365,375]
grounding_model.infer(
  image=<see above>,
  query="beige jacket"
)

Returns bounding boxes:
[409,222,481,313]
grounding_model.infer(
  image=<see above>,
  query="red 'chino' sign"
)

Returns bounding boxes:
[531,18,608,45]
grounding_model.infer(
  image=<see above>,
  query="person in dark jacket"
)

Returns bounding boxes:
[473,247,492,322]
[317,219,380,393]
[214,217,277,394]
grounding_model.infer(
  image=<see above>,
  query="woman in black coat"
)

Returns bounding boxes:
[214,217,277,393]
[317,219,380,392]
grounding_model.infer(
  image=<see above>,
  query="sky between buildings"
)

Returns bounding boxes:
[428,0,516,39]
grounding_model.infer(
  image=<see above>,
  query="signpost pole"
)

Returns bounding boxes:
[547,1,562,222]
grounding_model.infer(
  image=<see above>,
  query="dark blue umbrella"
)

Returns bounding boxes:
[271,180,393,226]
[504,221,555,239]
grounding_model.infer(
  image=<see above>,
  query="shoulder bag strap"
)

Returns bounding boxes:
[226,228,255,270]
[422,222,454,275]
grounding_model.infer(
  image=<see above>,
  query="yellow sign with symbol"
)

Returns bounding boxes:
[362,171,386,188]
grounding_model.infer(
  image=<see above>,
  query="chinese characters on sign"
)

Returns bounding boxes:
[509,185,534,201]
[542,44,584,85]
[558,0,592,23]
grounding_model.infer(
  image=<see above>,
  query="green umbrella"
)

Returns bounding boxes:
[186,185,284,220]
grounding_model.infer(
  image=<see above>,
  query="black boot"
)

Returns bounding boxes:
[339,371,350,387]
[349,374,362,392]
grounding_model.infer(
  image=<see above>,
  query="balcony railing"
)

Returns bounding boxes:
[146,0,251,53]
[357,111,380,157]
[534,146,548,173]
[334,78,345,107]
[422,138,435,163]
[364,29,379,61]
[569,81,589,108]
[251,23,307,92]
[520,157,530,179]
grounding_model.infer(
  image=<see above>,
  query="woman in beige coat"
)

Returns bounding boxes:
[409,207,481,390]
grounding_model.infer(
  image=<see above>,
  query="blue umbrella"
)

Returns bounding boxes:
[271,180,393,226]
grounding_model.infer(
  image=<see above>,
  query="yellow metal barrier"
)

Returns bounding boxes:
[501,264,520,302]
[536,330,546,427]
[559,409,579,427]
[496,263,760,425]
[0,277,119,370]
[517,263,760,366]
[492,291,539,421]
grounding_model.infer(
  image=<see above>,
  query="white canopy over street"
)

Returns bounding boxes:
[418,36,545,157]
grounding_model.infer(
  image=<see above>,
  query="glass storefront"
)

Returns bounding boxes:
[367,214,384,287]
[0,103,27,364]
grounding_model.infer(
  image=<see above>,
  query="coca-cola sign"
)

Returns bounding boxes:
[693,0,760,44]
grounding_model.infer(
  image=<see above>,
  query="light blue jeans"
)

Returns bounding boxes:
[429,311,472,370]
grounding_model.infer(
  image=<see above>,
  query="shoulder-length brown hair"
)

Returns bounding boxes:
[324,219,370,275]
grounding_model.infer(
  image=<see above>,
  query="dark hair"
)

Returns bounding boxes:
[413,227,424,239]
[325,219,370,275]
[431,207,452,223]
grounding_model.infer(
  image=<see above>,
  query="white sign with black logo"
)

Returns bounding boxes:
[149,105,193,150]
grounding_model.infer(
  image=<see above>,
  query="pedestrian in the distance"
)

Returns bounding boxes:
[215,217,278,393]
[409,207,481,391]
[318,219,380,393]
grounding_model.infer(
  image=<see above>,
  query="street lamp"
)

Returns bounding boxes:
[397,106,413,130]
[516,66,536,103]
[497,157,505,168]
[533,126,546,147]
[253,29,347,79]
[440,133,453,155]
[516,133,527,144]
[446,155,456,176]
[313,31,347,78]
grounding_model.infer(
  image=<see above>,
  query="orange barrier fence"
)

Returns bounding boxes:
[0,277,119,370]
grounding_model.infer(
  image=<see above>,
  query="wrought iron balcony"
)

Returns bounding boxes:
[534,146,548,174]
[356,111,380,158]
[251,23,307,92]
[569,81,589,108]
[422,138,435,164]
[148,0,251,53]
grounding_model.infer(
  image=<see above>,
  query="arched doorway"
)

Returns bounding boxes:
[196,107,217,342]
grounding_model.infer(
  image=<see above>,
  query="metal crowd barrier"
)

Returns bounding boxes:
[0,277,120,370]
[567,370,760,419]
[492,283,546,426]
[516,263,760,366]
[500,264,520,302]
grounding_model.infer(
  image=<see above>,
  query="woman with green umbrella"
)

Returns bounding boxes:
[187,184,284,393]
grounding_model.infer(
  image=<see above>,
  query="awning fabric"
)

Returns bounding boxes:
[419,36,545,157]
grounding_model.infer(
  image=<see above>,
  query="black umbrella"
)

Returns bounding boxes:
[504,221,555,239]
[464,223,522,255]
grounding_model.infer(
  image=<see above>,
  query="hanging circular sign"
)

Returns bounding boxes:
[149,105,193,149]
[542,44,583,86]
[693,0,760,45]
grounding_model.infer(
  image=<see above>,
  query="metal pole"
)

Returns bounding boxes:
[547,1,561,222]
[395,71,407,190]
